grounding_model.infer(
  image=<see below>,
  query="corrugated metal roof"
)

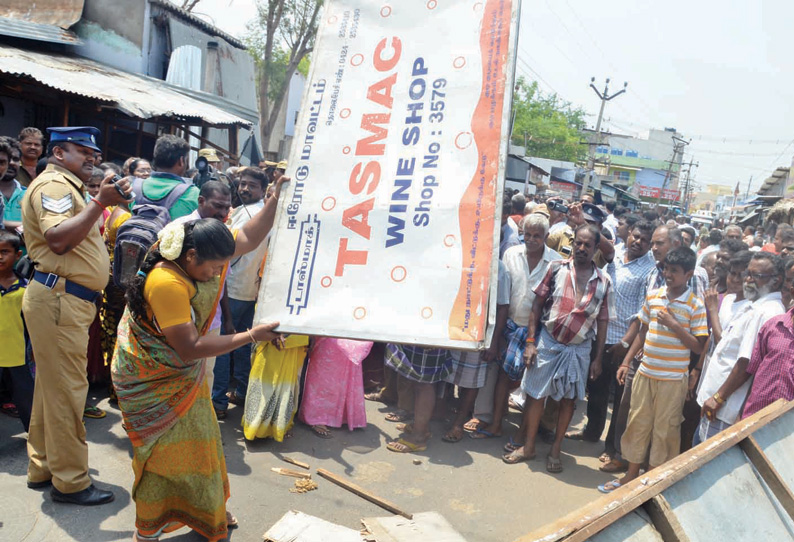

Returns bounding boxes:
[149,0,247,50]
[0,0,84,27]
[0,44,252,127]
[0,16,82,45]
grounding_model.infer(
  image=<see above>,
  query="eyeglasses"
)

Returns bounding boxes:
[744,271,776,282]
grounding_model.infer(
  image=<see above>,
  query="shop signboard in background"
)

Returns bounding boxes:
[255,0,521,348]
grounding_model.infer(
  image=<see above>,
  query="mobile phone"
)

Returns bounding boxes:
[112,175,136,201]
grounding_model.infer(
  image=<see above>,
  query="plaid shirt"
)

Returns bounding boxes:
[742,308,794,419]
[606,248,656,344]
[533,259,614,345]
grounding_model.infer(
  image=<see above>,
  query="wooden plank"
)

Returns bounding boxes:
[642,495,690,542]
[740,435,794,520]
[282,456,310,470]
[518,399,794,542]
[271,467,311,479]
[316,468,413,520]
[588,510,664,542]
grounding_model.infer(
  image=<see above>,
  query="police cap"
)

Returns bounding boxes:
[47,126,102,153]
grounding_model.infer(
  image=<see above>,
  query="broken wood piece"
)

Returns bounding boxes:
[316,468,413,520]
[271,467,312,479]
[282,456,310,470]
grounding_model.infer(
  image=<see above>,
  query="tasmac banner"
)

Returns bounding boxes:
[255,0,520,349]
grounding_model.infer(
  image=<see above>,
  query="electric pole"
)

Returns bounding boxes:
[680,157,698,214]
[582,77,628,196]
[657,135,690,207]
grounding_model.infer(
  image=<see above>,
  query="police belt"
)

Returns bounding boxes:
[33,271,101,303]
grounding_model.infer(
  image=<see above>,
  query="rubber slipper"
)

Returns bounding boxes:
[226,510,239,528]
[502,449,535,464]
[598,479,622,494]
[395,422,414,434]
[1,403,19,418]
[387,438,427,453]
[463,418,482,432]
[503,436,521,453]
[311,425,333,439]
[442,429,464,443]
[599,452,612,463]
[385,410,412,423]
[469,428,500,440]
[546,455,563,473]
[83,406,106,419]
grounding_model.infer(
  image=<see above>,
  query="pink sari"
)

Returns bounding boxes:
[299,338,373,430]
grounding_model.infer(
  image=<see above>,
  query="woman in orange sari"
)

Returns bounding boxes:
[113,176,285,542]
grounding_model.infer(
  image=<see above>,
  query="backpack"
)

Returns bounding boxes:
[112,178,192,288]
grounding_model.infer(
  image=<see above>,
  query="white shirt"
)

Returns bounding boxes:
[697,291,785,424]
[225,201,267,301]
[501,243,562,325]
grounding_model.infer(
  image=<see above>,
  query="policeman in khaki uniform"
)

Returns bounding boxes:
[22,127,132,505]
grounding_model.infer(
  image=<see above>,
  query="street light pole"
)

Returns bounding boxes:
[583,77,628,197]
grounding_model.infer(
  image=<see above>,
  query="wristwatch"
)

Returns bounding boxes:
[620,340,630,349]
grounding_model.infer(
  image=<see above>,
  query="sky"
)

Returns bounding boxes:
[189,0,794,193]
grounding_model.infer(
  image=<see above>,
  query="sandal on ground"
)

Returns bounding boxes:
[386,438,427,453]
[214,407,227,420]
[463,418,482,432]
[599,458,629,473]
[565,430,599,442]
[226,391,244,406]
[83,405,106,419]
[1,403,19,418]
[503,436,521,453]
[441,427,464,443]
[502,449,535,464]
[385,410,412,423]
[311,425,333,439]
[470,428,500,440]
[133,531,159,541]
[546,455,563,473]
[599,452,613,463]
[597,479,623,493]
[395,422,413,433]
[226,510,239,528]
[364,390,385,402]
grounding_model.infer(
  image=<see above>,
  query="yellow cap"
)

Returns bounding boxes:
[276,160,288,170]
[198,148,221,162]
[261,160,278,168]
[532,204,550,218]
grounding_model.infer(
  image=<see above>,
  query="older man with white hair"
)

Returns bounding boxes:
[470,213,562,442]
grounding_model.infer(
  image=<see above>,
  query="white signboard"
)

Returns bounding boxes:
[256,0,520,348]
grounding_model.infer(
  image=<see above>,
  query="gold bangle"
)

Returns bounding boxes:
[246,328,257,344]
[713,392,725,405]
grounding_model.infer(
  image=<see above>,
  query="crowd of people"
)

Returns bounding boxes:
[0,125,793,541]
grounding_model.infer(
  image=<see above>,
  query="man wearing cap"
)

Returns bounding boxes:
[581,201,616,267]
[22,126,132,505]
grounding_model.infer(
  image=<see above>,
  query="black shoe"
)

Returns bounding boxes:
[51,484,115,506]
[27,479,52,489]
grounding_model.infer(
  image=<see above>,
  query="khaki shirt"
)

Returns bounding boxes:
[22,164,110,291]
[547,226,573,258]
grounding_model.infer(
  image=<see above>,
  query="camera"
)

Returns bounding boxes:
[112,175,135,201]
[194,156,218,188]
[547,200,569,214]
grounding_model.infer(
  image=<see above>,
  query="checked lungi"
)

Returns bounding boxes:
[385,344,451,384]
[521,327,592,401]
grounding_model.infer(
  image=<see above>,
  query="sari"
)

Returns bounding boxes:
[100,208,131,374]
[299,338,372,430]
[242,334,309,442]
[112,273,229,542]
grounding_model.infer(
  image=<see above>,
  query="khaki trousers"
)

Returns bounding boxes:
[23,280,96,493]
[621,372,688,468]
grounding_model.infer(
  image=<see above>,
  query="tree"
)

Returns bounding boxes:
[511,77,587,163]
[245,0,323,154]
[181,0,202,11]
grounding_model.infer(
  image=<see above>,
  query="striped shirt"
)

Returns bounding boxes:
[637,286,708,381]
[533,259,614,345]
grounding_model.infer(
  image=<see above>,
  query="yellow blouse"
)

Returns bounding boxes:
[143,267,197,329]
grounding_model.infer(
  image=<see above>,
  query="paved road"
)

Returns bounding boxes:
[0,388,616,541]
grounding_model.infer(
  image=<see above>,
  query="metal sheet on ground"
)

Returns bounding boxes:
[255,0,520,349]
[362,511,467,542]
[660,446,794,540]
[263,510,361,542]
[587,510,663,542]
[752,408,794,488]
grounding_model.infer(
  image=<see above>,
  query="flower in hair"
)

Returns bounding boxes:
[158,223,185,261]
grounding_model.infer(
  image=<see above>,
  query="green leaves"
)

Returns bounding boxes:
[511,77,587,162]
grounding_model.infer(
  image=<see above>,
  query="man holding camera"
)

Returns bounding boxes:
[22,126,132,505]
